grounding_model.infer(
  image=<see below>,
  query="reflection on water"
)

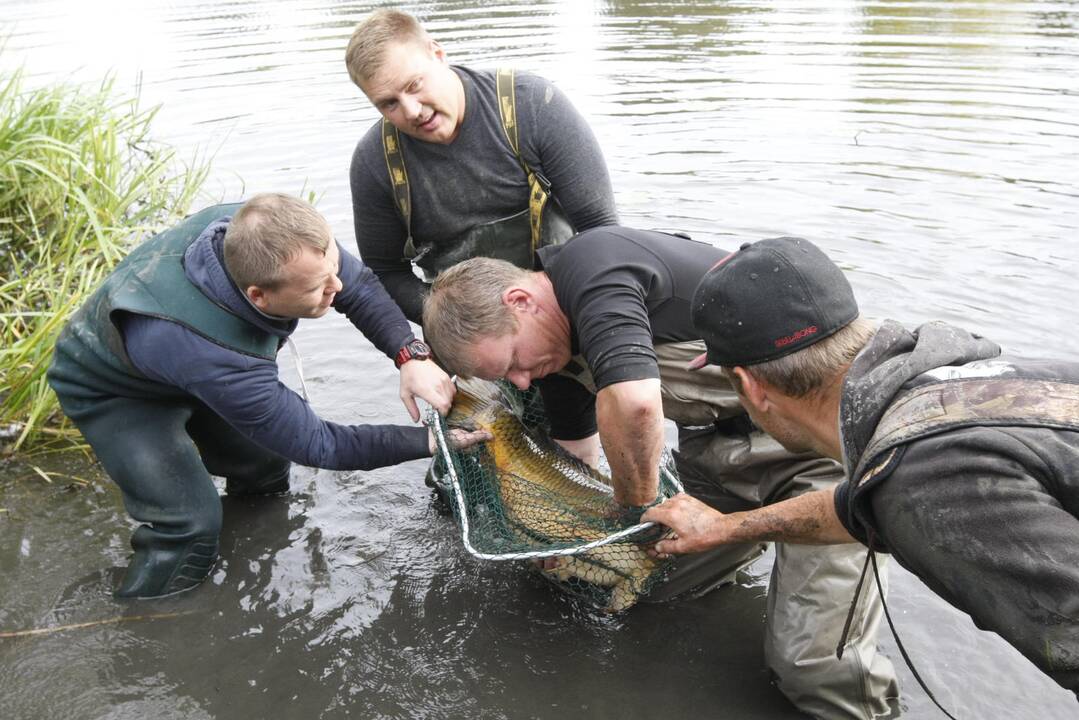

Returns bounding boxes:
[2,1,1077,718]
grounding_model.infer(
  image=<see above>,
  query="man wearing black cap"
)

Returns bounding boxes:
[643,236,1079,695]
[422,226,899,718]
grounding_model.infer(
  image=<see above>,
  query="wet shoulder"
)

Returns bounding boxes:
[514,69,555,100]
[561,226,724,269]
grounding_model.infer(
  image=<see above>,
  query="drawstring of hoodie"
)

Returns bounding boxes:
[836,536,959,720]
[285,337,310,403]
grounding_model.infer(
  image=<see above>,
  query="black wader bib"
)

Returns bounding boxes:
[381,67,575,281]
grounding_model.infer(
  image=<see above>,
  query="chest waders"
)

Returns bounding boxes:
[48,203,278,406]
[382,67,574,281]
[47,204,290,599]
[837,376,1079,719]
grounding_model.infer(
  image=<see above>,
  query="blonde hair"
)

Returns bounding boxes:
[422,258,531,376]
[729,317,876,398]
[223,193,332,290]
[345,9,429,88]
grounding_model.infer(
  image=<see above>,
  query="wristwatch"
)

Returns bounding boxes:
[394,338,432,369]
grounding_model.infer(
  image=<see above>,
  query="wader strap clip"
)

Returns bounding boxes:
[496,67,552,258]
[380,118,415,260]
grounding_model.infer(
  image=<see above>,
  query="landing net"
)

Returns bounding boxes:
[427,381,681,611]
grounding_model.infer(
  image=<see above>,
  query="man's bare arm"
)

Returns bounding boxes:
[642,487,857,556]
[554,434,601,469]
[596,378,664,506]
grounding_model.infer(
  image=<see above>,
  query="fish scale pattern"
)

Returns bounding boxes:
[429,379,680,612]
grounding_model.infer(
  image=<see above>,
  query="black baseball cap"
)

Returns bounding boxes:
[691,236,857,367]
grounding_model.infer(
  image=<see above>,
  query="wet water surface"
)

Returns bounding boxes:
[2,1,1077,718]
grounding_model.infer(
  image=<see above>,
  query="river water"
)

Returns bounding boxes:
[1,1,1077,718]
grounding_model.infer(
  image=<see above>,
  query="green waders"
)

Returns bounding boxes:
[47,204,289,599]
[62,395,290,598]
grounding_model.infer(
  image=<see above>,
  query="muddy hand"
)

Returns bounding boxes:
[641,493,728,558]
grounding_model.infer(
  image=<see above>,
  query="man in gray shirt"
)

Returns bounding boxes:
[345,8,618,323]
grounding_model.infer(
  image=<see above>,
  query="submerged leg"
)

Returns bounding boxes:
[187,401,291,496]
[65,397,222,599]
[656,340,898,717]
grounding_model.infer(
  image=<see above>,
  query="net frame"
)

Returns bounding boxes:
[426,406,684,562]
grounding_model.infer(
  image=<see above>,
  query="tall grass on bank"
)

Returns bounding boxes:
[0,70,209,453]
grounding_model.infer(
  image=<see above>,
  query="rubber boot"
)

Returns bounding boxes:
[116,527,219,599]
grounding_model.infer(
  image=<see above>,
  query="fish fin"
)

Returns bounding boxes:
[447,418,479,432]
[605,560,654,612]
[543,558,577,583]
[606,582,639,613]
[448,377,507,424]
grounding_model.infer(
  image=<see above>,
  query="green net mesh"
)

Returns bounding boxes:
[428,378,681,612]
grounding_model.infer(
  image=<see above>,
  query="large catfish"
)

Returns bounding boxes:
[444,377,665,612]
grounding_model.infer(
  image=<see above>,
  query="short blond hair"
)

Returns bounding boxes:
[727,317,876,398]
[345,9,429,88]
[223,193,332,290]
[422,258,531,377]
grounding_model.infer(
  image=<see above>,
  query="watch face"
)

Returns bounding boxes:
[410,340,431,359]
[397,339,431,367]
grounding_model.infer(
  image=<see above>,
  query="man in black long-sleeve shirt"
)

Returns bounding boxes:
[48,194,486,599]
[345,9,618,323]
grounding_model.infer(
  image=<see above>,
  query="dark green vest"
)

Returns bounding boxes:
[48,203,279,407]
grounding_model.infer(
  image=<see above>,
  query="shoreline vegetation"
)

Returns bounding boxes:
[0,69,209,457]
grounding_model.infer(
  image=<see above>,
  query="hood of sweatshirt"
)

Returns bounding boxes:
[839,319,1001,474]
[182,217,298,339]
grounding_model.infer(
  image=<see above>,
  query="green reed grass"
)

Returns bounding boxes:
[0,70,209,453]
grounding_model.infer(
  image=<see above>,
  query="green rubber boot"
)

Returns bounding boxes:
[116,528,219,599]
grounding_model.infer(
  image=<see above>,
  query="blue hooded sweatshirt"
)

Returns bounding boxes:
[119,217,431,470]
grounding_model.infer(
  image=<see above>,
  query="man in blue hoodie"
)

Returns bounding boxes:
[47,193,486,599]
[644,236,1079,695]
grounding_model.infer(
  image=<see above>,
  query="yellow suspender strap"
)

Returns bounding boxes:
[496,67,549,256]
[381,118,418,259]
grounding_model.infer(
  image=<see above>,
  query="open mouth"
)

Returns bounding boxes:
[417,113,438,131]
